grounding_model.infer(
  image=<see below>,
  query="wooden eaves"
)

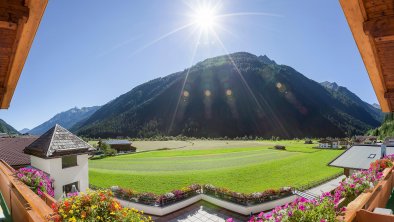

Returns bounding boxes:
[339,0,394,112]
[0,0,48,109]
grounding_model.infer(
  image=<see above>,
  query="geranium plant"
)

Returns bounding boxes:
[333,168,383,207]
[370,158,393,171]
[52,190,152,222]
[16,167,54,197]
[246,196,342,222]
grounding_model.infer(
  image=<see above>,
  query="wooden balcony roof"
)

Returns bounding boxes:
[0,0,47,109]
[340,0,394,112]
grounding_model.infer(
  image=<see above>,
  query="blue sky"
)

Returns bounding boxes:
[0,0,378,130]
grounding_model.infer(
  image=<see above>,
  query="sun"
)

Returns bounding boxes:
[193,5,217,30]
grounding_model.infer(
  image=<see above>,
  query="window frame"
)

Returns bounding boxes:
[61,155,78,169]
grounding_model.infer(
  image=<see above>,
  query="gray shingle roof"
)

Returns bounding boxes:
[24,124,95,158]
[328,145,394,170]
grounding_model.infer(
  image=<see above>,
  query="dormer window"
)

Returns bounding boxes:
[62,155,78,168]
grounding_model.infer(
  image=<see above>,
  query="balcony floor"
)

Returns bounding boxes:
[153,200,249,222]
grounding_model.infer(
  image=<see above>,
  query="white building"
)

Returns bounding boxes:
[318,139,348,149]
[24,124,95,199]
[318,139,332,148]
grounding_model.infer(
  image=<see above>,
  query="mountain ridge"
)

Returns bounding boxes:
[0,119,19,135]
[70,52,382,138]
[28,106,101,135]
[19,128,30,134]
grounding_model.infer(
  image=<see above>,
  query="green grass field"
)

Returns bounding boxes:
[89,140,343,194]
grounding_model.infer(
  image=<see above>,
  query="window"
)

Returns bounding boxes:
[63,181,79,194]
[368,154,376,159]
[62,155,78,168]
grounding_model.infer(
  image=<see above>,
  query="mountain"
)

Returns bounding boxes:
[29,106,101,135]
[372,103,381,109]
[19,128,30,134]
[320,81,384,123]
[0,119,19,135]
[72,52,382,138]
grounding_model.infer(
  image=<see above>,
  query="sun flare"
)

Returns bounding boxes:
[193,5,217,30]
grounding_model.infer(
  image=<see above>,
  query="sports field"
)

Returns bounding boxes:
[89,140,343,194]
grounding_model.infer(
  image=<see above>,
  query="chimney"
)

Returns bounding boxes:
[381,143,387,158]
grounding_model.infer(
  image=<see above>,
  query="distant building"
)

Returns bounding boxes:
[0,137,37,168]
[0,133,9,138]
[319,138,349,149]
[103,139,136,153]
[318,139,332,148]
[329,145,394,176]
[384,138,394,146]
[338,139,350,149]
[352,136,378,145]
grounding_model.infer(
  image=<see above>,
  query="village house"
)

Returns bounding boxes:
[352,136,378,145]
[318,138,348,149]
[318,139,333,148]
[102,139,136,153]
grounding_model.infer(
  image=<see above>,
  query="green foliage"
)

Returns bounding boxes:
[367,112,394,139]
[98,141,117,156]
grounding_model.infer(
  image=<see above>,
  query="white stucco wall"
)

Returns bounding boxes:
[30,154,89,199]
[31,156,51,173]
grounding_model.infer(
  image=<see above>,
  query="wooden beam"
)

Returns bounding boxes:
[364,15,394,38]
[0,21,17,30]
[0,1,29,20]
[375,36,394,42]
[339,0,391,112]
[384,90,394,99]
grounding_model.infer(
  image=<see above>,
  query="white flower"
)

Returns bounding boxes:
[251,192,262,198]
[164,192,175,198]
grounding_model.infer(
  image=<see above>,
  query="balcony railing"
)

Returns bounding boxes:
[339,167,394,222]
[0,160,54,221]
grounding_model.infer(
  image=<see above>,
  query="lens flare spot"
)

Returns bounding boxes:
[226,89,232,96]
[204,90,212,97]
[183,90,190,97]
[276,82,287,93]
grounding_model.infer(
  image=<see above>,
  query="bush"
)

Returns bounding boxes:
[99,142,117,156]
[274,145,286,150]
[16,167,54,197]
[52,190,151,222]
